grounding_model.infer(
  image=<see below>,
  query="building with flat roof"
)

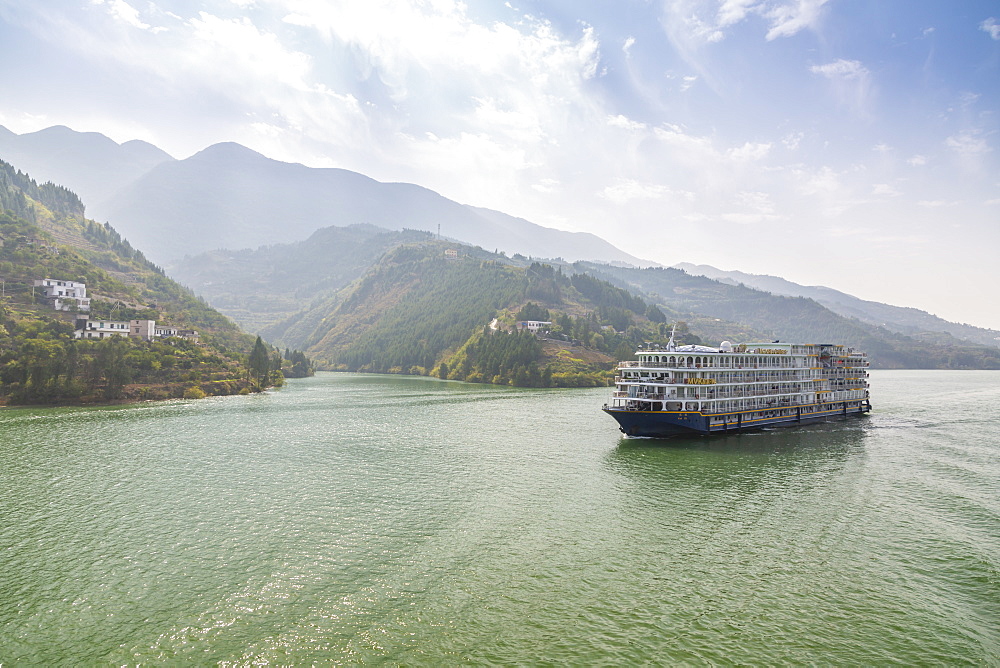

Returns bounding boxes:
[517,320,552,333]
[34,278,91,312]
[74,317,199,342]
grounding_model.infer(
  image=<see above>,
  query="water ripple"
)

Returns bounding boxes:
[1,371,998,664]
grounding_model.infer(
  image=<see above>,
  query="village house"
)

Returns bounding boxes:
[74,317,199,343]
[154,324,200,343]
[516,320,552,333]
[33,278,91,312]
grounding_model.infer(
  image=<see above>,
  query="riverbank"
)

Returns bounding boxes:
[0,377,272,408]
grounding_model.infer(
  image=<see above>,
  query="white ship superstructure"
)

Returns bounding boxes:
[603,337,871,437]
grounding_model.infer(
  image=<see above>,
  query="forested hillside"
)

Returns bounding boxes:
[170,224,435,331]
[579,263,1000,369]
[264,244,686,387]
[0,159,287,404]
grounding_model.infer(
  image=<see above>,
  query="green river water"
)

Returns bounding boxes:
[1,370,998,665]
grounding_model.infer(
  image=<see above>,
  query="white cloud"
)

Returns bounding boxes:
[809,59,872,114]
[917,200,955,207]
[908,154,927,166]
[717,190,784,224]
[662,0,827,46]
[945,132,991,157]
[791,165,860,216]
[472,97,544,144]
[736,190,775,212]
[273,0,606,182]
[532,178,560,194]
[623,36,635,54]
[810,59,868,79]
[652,124,717,165]
[782,132,804,151]
[95,0,144,29]
[280,1,602,96]
[187,13,311,85]
[980,17,1000,40]
[396,130,531,201]
[728,142,772,161]
[601,179,671,203]
[718,0,760,27]
[607,114,647,132]
[872,183,900,196]
[720,211,781,223]
[764,0,831,40]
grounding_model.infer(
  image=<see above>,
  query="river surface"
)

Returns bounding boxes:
[1,370,998,665]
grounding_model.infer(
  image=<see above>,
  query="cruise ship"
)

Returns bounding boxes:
[603,332,871,438]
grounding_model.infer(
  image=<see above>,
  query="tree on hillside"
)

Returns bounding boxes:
[516,302,550,321]
[248,336,270,390]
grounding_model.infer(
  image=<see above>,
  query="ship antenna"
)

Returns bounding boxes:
[667,323,677,351]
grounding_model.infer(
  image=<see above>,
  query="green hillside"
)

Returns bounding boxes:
[0,160,284,404]
[578,263,1000,369]
[264,243,686,387]
[170,224,435,332]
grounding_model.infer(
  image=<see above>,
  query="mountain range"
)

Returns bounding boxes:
[3,124,997,363]
[0,124,172,205]
[0,125,645,267]
[168,219,1000,369]
[674,263,1000,349]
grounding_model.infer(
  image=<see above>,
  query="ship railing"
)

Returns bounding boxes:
[702,398,811,411]
[625,362,812,372]
[706,374,812,383]
[687,388,805,398]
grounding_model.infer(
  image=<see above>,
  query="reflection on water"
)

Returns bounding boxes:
[607,418,871,491]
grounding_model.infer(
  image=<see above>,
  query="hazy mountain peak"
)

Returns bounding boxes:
[120,139,174,162]
[188,141,272,163]
[0,124,174,210]
[672,262,1000,349]
[24,124,122,149]
[7,124,652,270]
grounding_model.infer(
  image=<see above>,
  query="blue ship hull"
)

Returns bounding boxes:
[604,401,871,438]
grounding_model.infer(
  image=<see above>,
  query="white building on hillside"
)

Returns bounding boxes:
[517,320,552,333]
[74,319,149,340]
[74,318,198,342]
[155,324,200,343]
[34,278,91,312]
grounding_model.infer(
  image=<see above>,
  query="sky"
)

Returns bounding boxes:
[1,0,999,330]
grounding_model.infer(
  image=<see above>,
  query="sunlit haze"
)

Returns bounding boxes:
[1,0,998,328]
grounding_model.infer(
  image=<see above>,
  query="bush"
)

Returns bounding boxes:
[183,385,206,399]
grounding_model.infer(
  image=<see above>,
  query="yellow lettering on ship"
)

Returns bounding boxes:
[754,349,788,354]
[684,378,717,385]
